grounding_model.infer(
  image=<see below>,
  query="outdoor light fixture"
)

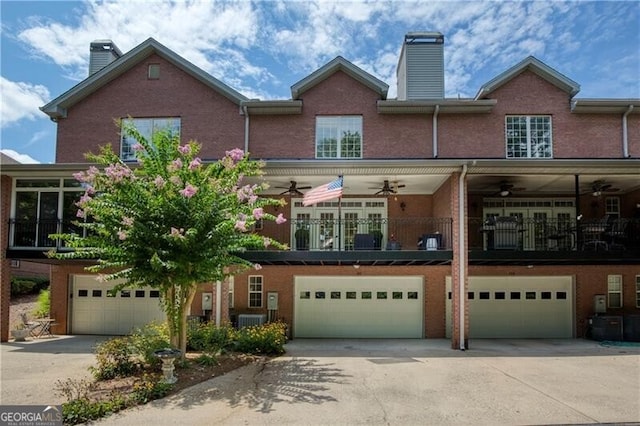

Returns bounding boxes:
[592,190,602,197]
[500,189,511,197]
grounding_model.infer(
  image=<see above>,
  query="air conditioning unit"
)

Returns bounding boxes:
[237,314,266,328]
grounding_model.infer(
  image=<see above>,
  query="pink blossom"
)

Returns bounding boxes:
[122,216,134,226]
[188,157,202,170]
[117,230,127,240]
[263,237,271,247]
[179,183,198,198]
[76,194,92,207]
[72,171,86,182]
[275,213,287,224]
[154,176,166,189]
[76,209,86,218]
[172,158,183,169]
[253,263,262,271]
[105,163,133,182]
[252,208,264,220]
[226,148,244,162]
[235,220,247,232]
[170,227,185,239]
[96,274,107,283]
[169,175,182,186]
[248,195,258,205]
[132,143,145,152]
[85,186,96,195]
[178,145,191,154]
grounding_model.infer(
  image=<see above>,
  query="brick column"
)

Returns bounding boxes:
[1,175,12,342]
[450,172,469,350]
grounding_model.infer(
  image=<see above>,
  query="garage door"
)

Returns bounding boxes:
[71,275,165,335]
[446,276,574,338]
[294,276,423,338]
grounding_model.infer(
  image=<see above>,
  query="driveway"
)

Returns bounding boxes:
[90,338,640,425]
[2,338,638,424]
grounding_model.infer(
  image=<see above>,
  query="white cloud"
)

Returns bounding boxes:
[0,149,39,164]
[0,77,50,128]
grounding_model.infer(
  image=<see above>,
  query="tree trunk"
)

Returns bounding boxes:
[178,286,198,359]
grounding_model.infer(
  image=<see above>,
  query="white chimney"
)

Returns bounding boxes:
[397,32,445,100]
[89,40,122,76]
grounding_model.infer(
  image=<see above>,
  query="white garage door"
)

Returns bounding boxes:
[446,276,574,338]
[71,275,165,335]
[294,276,423,338]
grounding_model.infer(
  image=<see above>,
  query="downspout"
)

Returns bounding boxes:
[242,106,250,153]
[622,105,633,158]
[458,163,468,350]
[433,105,440,158]
[215,281,222,326]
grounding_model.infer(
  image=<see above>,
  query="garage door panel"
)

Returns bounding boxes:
[71,275,165,335]
[446,276,574,339]
[295,276,423,338]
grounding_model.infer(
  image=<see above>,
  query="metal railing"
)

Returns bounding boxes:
[468,217,640,252]
[8,217,639,253]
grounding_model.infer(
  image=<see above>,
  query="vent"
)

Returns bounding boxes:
[89,40,123,76]
[237,314,267,328]
[397,32,444,100]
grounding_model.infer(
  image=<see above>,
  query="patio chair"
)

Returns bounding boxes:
[20,313,41,338]
[604,218,629,250]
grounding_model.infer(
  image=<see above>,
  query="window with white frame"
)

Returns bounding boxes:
[605,197,620,219]
[505,116,552,158]
[316,116,362,159]
[120,117,181,161]
[248,276,263,308]
[228,279,234,309]
[635,275,640,308]
[607,275,623,308]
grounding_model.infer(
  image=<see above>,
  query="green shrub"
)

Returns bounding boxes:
[10,278,36,296]
[233,321,287,355]
[55,378,128,425]
[32,277,50,291]
[195,353,219,366]
[90,337,139,380]
[130,373,172,404]
[188,322,235,353]
[129,322,171,369]
[31,289,50,318]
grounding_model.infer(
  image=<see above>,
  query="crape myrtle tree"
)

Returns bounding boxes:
[49,124,287,356]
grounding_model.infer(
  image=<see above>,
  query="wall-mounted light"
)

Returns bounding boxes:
[592,191,602,197]
[400,201,406,211]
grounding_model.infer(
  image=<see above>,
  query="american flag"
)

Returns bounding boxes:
[302,176,344,206]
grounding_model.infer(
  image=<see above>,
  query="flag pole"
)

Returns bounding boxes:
[337,175,343,252]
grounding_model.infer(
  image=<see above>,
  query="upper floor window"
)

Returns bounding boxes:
[120,117,181,161]
[316,116,362,159]
[505,116,552,158]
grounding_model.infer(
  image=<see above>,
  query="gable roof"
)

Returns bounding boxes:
[291,56,389,99]
[475,56,580,100]
[41,38,248,120]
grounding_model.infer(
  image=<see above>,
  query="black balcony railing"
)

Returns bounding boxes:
[8,217,640,254]
[469,216,640,252]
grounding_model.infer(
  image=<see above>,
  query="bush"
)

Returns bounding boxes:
[129,322,171,369]
[31,289,50,318]
[130,373,172,404]
[188,322,235,353]
[55,378,128,425]
[10,279,36,296]
[233,321,287,355]
[90,337,139,380]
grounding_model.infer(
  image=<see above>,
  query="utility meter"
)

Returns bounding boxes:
[267,292,279,310]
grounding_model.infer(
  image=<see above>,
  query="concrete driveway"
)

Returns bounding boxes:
[2,337,639,424]
[89,338,640,425]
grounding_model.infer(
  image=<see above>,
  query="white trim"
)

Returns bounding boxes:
[607,275,623,308]
[248,275,263,308]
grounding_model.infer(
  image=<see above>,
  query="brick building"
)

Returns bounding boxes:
[2,33,639,346]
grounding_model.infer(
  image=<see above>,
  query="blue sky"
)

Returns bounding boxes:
[1,0,639,164]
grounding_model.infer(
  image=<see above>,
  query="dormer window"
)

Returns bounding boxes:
[120,117,181,161]
[505,115,552,158]
[316,116,362,159]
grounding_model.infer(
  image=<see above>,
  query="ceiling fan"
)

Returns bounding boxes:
[370,180,405,196]
[495,180,525,197]
[586,180,620,197]
[275,180,311,196]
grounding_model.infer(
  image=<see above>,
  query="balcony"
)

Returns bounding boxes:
[6,217,640,266]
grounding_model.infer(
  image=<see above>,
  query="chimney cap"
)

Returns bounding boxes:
[90,39,123,55]
[405,32,444,43]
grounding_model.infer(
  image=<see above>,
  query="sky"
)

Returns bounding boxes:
[1,0,639,164]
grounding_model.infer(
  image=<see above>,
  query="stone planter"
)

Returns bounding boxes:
[11,329,30,342]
